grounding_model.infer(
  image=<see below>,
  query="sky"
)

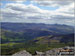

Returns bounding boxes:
[0,0,75,26]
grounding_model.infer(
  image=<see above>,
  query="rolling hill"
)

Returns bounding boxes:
[1,22,74,44]
[32,34,74,44]
[0,22,74,55]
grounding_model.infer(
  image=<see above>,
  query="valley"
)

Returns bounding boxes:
[0,22,74,55]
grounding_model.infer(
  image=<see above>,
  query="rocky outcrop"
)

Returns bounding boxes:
[12,50,32,56]
[12,46,74,56]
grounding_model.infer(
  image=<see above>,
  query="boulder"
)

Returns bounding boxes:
[12,50,32,56]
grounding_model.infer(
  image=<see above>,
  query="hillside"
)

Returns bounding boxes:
[1,23,74,44]
[0,22,74,55]
[33,34,74,44]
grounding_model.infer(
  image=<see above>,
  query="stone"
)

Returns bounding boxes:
[12,50,32,56]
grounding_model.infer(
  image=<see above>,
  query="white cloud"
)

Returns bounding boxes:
[31,0,74,17]
[1,0,75,26]
[66,20,75,23]
[31,0,73,7]
[6,3,43,13]
[56,2,74,15]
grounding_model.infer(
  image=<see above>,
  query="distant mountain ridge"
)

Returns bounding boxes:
[1,22,74,34]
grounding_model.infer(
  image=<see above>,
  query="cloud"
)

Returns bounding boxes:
[1,3,44,21]
[0,3,3,6]
[1,0,74,26]
[6,3,43,13]
[31,0,73,7]
[1,0,26,1]
[56,2,74,14]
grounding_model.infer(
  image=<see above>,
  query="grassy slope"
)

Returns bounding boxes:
[1,34,74,55]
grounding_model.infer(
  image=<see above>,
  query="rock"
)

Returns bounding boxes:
[12,50,32,56]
